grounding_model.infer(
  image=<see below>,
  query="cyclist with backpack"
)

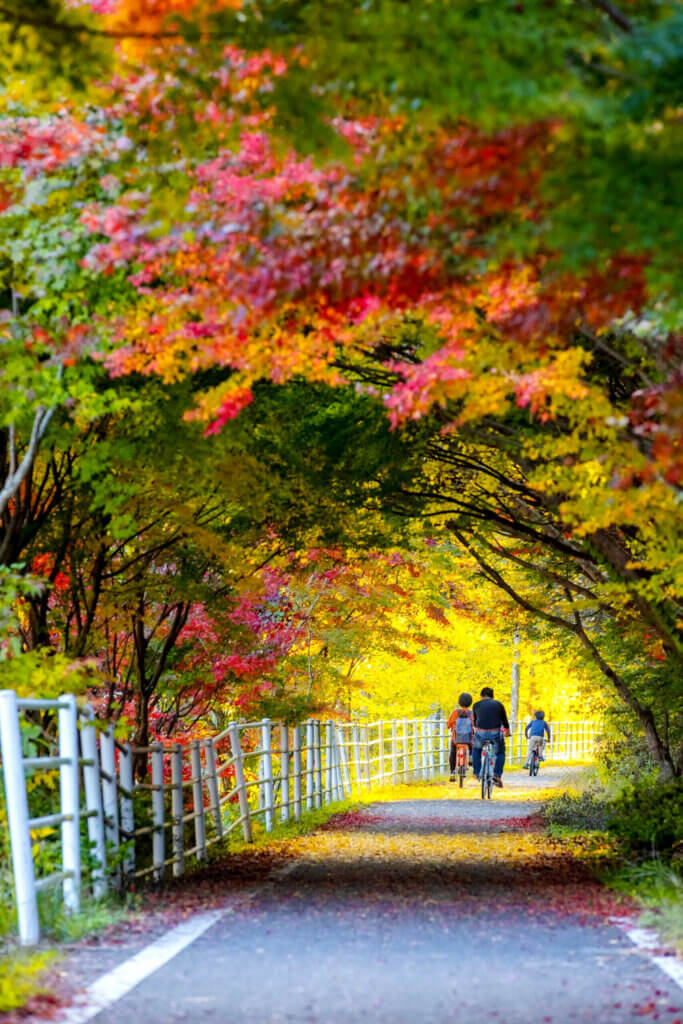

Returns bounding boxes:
[447,692,474,781]
[524,710,551,768]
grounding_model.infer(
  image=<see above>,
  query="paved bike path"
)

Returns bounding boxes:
[58,771,682,1024]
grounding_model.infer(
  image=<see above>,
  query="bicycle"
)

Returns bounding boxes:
[480,740,495,800]
[529,745,540,777]
[454,742,469,788]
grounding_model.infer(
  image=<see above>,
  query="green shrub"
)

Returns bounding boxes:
[544,786,612,832]
[607,780,683,855]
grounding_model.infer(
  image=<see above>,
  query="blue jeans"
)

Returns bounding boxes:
[473,730,505,777]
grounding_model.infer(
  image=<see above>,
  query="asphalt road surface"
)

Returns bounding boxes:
[54,769,682,1024]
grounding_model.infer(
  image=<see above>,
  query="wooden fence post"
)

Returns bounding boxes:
[59,693,81,912]
[79,707,107,898]
[171,743,184,877]
[228,724,252,842]
[118,743,135,877]
[190,741,206,858]
[280,725,290,823]
[203,739,223,840]
[261,720,274,831]
[292,725,302,821]
[151,745,165,879]
[0,690,39,945]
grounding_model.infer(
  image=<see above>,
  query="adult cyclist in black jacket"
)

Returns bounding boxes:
[472,686,510,788]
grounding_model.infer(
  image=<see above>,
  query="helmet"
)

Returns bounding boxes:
[535,710,545,719]
[458,692,473,708]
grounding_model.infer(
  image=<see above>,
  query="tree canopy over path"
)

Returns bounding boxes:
[0,0,681,776]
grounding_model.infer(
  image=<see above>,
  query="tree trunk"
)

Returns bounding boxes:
[133,689,150,781]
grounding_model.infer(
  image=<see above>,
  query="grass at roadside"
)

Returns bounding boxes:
[0,950,56,1015]
[544,773,683,954]
[607,859,683,953]
[0,896,130,1015]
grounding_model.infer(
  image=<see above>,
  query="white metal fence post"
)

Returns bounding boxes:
[324,721,333,803]
[351,724,361,792]
[429,716,436,777]
[292,725,302,821]
[378,721,385,785]
[203,739,223,840]
[0,690,39,945]
[79,707,107,899]
[313,721,323,809]
[58,693,81,913]
[391,721,398,783]
[280,725,290,823]
[118,743,135,877]
[151,745,166,879]
[190,741,206,859]
[228,724,252,842]
[305,720,314,811]
[338,726,351,797]
[363,725,371,788]
[171,743,185,877]
[99,726,120,881]
[402,719,409,780]
[261,720,274,831]
[421,719,428,780]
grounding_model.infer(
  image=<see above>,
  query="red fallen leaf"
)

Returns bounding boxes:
[636,1003,657,1016]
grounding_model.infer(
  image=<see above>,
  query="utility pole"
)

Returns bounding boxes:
[510,626,520,732]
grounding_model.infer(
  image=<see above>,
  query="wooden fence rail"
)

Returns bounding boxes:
[0,689,597,946]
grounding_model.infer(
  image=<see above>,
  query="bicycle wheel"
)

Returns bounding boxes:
[487,777,492,799]
[480,753,487,799]
[533,756,539,776]
[529,756,535,777]
[459,768,464,788]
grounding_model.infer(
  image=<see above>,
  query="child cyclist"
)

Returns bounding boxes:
[447,692,474,780]
[524,710,551,767]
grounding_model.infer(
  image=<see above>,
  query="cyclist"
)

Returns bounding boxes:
[524,710,551,768]
[472,686,510,788]
[447,692,474,780]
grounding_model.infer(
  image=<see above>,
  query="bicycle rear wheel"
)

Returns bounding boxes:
[487,777,492,799]
[480,753,487,800]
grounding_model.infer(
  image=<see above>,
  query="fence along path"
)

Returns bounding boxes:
[0,688,597,946]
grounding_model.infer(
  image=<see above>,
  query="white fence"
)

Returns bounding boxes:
[0,689,597,945]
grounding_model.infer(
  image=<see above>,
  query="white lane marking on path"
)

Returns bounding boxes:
[612,917,683,993]
[56,909,225,1024]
